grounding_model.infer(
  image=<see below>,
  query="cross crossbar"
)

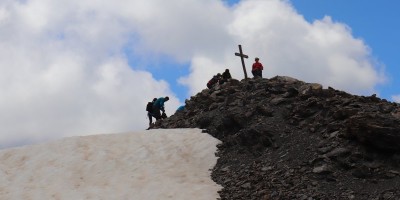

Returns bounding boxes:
[235,45,249,79]
[235,52,248,58]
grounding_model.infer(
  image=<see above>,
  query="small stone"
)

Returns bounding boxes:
[348,194,355,199]
[296,194,308,200]
[325,147,350,158]
[270,97,286,105]
[382,191,394,199]
[261,166,273,172]
[221,166,230,172]
[364,162,381,169]
[313,164,332,174]
[329,131,340,138]
[384,172,396,179]
[388,170,400,175]
[270,191,278,197]
[311,181,318,186]
[223,178,232,184]
[318,146,333,154]
[241,182,251,189]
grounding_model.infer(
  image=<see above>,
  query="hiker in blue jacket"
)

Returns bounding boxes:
[153,96,169,120]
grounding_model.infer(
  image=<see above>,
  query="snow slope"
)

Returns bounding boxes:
[0,129,221,200]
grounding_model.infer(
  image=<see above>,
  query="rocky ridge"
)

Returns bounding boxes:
[154,76,400,200]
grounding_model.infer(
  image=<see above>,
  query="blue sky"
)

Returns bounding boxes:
[0,0,399,148]
[289,0,400,102]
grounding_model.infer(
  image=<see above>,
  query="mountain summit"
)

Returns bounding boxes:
[155,76,400,200]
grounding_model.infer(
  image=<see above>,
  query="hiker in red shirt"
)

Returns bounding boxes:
[252,57,263,78]
[207,73,222,89]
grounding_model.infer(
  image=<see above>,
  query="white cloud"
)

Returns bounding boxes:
[179,0,385,97]
[0,0,386,148]
[392,95,400,103]
[0,49,180,148]
[0,0,183,148]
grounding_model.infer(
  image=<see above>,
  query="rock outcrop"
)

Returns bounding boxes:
[154,76,400,200]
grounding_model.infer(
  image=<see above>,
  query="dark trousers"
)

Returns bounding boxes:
[252,69,262,78]
[153,106,162,120]
[148,112,156,125]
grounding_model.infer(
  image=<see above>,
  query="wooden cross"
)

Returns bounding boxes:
[235,44,249,79]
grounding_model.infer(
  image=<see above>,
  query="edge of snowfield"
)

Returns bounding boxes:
[0,128,222,200]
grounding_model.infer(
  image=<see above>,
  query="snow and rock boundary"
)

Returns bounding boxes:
[155,76,400,199]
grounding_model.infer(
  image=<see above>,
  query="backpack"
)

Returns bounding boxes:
[207,81,213,88]
[146,102,153,112]
[207,76,218,88]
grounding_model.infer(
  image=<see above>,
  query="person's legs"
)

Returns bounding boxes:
[148,113,153,126]
[253,70,262,78]
[153,107,161,120]
[252,70,259,78]
[257,70,262,78]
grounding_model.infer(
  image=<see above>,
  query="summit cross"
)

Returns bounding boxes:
[235,44,249,79]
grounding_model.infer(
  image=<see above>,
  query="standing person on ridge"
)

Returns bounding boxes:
[153,96,169,120]
[251,57,264,78]
[146,98,157,128]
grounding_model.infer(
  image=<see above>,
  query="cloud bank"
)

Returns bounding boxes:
[392,95,400,103]
[180,0,385,95]
[0,0,385,148]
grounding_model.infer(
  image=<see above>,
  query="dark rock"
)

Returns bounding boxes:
[346,113,400,151]
[153,75,400,199]
[283,87,299,98]
[352,166,371,179]
[299,83,322,96]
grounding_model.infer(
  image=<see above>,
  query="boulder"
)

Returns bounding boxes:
[346,113,400,151]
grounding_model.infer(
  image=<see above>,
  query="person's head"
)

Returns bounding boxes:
[152,98,157,102]
[217,73,221,77]
[225,69,229,72]
[255,57,259,62]
[165,96,169,101]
